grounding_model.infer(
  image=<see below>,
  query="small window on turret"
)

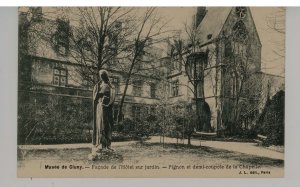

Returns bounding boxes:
[235,7,247,19]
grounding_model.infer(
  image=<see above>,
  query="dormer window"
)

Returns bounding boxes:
[52,18,71,56]
[235,7,247,19]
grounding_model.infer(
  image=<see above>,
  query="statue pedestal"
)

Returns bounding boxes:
[88,148,123,162]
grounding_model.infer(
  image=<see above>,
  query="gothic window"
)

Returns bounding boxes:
[232,21,249,56]
[171,80,179,97]
[224,73,235,98]
[224,39,232,58]
[53,68,67,87]
[235,7,247,19]
[230,73,236,98]
[233,21,248,42]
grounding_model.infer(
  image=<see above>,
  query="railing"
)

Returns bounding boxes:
[254,134,267,144]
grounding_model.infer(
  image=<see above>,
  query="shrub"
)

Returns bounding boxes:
[257,90,284,145]
[18,94,93,144]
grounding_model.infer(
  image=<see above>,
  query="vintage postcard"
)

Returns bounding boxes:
[17,7,285,178]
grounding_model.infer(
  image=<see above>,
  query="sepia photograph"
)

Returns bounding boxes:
[17,7,285,178]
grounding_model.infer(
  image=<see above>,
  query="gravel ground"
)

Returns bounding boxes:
[18,136,284,167]
[148,136,284,160]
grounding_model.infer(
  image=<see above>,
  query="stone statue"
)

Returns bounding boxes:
[91,70,115,155]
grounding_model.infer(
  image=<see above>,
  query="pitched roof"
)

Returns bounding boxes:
[197,7,232,45]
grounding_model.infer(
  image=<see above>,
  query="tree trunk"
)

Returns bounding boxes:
[162,132,165,148]
[117,55,138,124]
[187,135,191,145]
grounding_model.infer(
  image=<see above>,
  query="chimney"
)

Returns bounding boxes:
[195,7,206,28]
[29,7,43,22]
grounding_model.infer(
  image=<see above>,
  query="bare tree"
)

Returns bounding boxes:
[18,8,172,144]
[266,7,285,58]
[167,20,217,132]
[20,7,138,85]
[168,16,267,135]
[220,22,263,134]
[117,7,169,123]
[173,101,197,145]
[29,8,169,125]
[172,18,266,135]
[153,78,177,148]
[58,7,137,83]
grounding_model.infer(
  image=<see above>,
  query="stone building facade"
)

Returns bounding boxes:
[165,7,284,132]
[18,7,284,144]
[18,8,163,143]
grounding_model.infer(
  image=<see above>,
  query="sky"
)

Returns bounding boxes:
[250,7,285,77]
[155,7,285,77]
[20,7,285,77]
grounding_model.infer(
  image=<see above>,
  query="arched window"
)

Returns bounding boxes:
[232,21,249,56]
[232,20,248,43]
[224,39,232,58]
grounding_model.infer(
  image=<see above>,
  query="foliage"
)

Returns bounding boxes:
[148,85,199,146]
[18,7,169,145]
[19,8,168,125]
[152,99,176,146]
[257,90,285,145]
[267,7,285,58]
[172,101,197,145]
[116,110,157,142]
[18,93,93,144]
[116,8,169,123]
[169,13,267,135]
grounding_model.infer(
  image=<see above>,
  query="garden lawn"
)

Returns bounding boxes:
[18,137,283,172]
